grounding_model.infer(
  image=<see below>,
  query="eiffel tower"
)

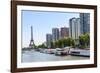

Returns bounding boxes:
[29,26,35,48]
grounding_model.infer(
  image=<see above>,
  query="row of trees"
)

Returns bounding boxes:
[34,33,90,49]
[50,38,75,48]
[50,33,90,49]
[36,44,47,48]
[32,44,47,49]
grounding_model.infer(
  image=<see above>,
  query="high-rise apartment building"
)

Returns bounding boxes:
[52,28,59,42]
[46,34,52,48]
[60,27,69,39]
[69,18,81,39]
[80,13,90,34]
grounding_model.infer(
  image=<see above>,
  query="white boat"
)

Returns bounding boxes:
[55,48,68,56]
[69,49,90,57]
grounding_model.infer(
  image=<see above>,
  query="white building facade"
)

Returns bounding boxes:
[69,18,81,39]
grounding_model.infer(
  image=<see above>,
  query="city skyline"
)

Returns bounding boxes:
[46,27,69,48]
[46,13,90,48]
[22,10,79,48]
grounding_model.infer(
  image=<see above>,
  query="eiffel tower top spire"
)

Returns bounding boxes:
[31,26,33,41]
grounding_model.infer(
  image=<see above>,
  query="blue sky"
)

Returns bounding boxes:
[22,10,79,47]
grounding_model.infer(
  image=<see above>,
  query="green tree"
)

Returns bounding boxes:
[37,44,47,48]
[85,33,90,47]
[50,42,54,48]
[79,33,90,49]
[63,37,75,47]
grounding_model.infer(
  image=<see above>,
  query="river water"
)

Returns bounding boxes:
[22,50,89,63]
